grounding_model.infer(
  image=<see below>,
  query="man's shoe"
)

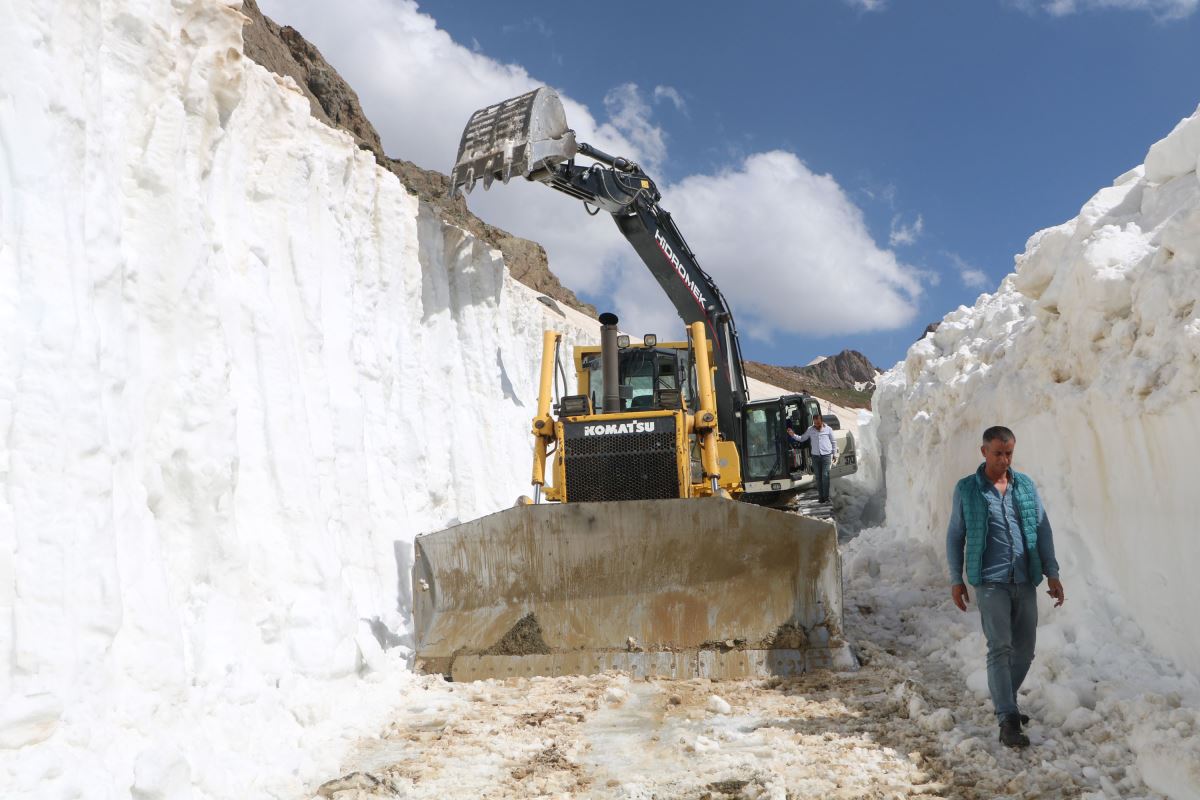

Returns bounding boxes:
[999,714,1030,748]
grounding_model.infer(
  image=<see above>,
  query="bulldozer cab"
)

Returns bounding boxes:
[576,338,694,414]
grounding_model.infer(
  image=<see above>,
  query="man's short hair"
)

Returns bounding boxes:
[982,426,1015,444]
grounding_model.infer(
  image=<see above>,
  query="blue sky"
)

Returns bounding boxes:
[260,0,1200,369]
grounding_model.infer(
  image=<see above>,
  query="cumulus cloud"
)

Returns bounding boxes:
[654,153,922,339]
[889,214,924,247]
[255,0,925,339]
[947,252,991,289]
[1010,0,1197,18]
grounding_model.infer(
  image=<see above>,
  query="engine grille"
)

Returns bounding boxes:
[562,417,679,502]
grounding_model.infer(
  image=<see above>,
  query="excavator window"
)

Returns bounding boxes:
[743,406,784,481]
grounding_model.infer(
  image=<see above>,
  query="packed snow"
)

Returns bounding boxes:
[2,1,1199,799]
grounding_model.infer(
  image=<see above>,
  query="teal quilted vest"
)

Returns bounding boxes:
[955,467,1044,587]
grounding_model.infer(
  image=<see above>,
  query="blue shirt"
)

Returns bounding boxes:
[790,425,837,457]
[946,469,1061,586]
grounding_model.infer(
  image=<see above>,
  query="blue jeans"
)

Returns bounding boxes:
[812,453,832,501]
[977,582,1038,721]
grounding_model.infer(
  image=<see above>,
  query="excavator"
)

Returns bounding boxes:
[411,88,857,681]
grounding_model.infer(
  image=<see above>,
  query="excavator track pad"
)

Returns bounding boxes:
[413,498,854,681]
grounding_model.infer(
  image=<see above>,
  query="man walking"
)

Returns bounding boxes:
[788,415,837,502]
[947,426,1065,748]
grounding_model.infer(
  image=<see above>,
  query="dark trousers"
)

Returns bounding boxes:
[812,453,832,501]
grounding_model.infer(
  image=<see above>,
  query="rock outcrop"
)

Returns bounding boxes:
[791,349,879,390]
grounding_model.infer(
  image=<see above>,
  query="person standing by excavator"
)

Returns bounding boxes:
[947,425,1065,748]
[787,415,837,502]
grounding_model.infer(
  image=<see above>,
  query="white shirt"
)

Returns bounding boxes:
[791,424,837,457]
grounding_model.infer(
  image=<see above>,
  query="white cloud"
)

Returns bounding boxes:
[604,83,668,171]
[889,214,924,247]
[255,0,654,298]
[947,252,991,289]
[961,268,989,288]
[1011,0,1197,18]
[254,0,925,339]
[657,153,922,339]
[256,1,644,173]
[653,85,688,115]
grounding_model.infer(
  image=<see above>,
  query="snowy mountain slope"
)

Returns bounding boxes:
[0,1,599,796]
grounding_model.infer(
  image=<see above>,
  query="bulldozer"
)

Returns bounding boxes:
[411,88,855,682]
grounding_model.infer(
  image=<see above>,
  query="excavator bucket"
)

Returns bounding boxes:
[412,498,854,681]
[449,87,577,197]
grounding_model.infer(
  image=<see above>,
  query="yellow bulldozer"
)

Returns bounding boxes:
[411,89,855,682]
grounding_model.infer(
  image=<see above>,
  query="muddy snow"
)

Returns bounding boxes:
[307,492,1191,800]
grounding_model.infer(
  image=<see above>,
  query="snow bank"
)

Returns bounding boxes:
[0,1,597,796]
[871,103,1200,792]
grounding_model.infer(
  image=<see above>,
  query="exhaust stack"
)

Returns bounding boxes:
[599,312,620,414]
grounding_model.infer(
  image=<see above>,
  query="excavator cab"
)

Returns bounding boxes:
[741,394,858,506]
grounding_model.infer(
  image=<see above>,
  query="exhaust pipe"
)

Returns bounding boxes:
[599,312,620,414]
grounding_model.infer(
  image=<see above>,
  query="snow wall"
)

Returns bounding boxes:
[0,1,599,796]
[873,105,1200,679]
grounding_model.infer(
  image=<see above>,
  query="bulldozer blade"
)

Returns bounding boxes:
[412,498,855,681]
[449,87,577,197]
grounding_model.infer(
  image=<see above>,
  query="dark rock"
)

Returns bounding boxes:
[791,349,880,390]
[743,351,878,410]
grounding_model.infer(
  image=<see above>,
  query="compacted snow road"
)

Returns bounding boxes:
[311,495,1174,800]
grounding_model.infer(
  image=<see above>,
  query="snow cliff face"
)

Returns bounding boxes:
[0,1,596,795]
[873,105,1200,673]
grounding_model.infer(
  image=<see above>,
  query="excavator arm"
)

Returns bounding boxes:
[450,88,749,444]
